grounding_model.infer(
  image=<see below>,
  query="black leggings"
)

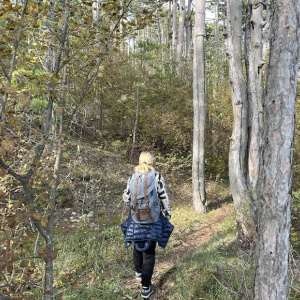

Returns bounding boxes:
[133,241,156,287]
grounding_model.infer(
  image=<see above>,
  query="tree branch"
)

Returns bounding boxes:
[54,0,71,76]
[0,159,26,183]
[0,55,9,80]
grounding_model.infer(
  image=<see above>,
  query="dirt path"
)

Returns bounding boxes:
[123,204,235,299]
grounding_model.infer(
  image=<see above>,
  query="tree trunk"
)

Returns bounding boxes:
[44,231,54,300]
[155,3,162,45]
[119,1,125,53]
[176,0,185,62]
[130,58,143,162]
[185,0,192,61]
[192,0,206,213]
[245,0,264,215]
[44,2,70,298]
[214,0,219,58]
[172,0,178,58]
[167,1,172,56]
[262,0,271,67]
[254,0,300,297]
[226,0,254,245]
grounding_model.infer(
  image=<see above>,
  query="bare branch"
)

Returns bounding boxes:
[0,159,26,183]
[0,55,9,79]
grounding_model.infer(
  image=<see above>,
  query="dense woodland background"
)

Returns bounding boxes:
[0,0,300,299]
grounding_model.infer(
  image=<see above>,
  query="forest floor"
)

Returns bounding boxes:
[59,142,299,299]
[121,184,235,299]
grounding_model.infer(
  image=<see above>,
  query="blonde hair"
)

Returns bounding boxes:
[135,152,155,173]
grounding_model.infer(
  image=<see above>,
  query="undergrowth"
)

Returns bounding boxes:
[153,214,255,300]
[19,141,300,299]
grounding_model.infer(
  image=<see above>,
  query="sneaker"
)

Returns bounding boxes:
[135,272,142,280]
[141,285,153,299]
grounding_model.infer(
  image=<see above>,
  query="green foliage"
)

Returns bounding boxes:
[30,224,132,299]
[155,152,192,183]
[291,189,300,251]
[291,83,300,251]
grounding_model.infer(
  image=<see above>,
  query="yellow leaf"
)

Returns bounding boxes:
[7,201,13,209]
[63,152,69,159]
[41,217,48,227]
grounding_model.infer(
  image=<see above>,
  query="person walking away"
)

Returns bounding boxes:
[122,152,173,299]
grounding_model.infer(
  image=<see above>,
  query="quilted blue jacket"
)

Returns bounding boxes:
[121,214,174,249]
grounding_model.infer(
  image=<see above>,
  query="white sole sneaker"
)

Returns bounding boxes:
[141,285,153,298]
[135,272,142,280]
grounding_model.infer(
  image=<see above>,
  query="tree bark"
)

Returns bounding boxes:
[185,0,192,61]
[172,0,178,58]
[176,0,185,62]
[245,0,265,215]
[167,1,172,56]
[262,0,271,67]
[226,0,254,244]
[130,57,143,163]
[214,0,219,58]
[155,3,162,45]
[192,0,206,213]
[254,0,300,297]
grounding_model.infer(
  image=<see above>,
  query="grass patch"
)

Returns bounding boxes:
[154,213,255,300]
[31,223,133,299]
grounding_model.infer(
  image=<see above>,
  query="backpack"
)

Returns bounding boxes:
[129,171,160,224]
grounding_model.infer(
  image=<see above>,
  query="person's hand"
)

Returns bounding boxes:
[165,211,171,220]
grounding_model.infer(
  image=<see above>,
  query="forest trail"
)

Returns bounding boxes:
[122,203,235,299]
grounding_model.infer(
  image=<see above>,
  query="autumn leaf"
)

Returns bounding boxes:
[1,139,15,154]
[41,217,48,227]
[20,260,29,268]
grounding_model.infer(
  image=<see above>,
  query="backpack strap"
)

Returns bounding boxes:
[133,177,141,222]
[144,175,152,221]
